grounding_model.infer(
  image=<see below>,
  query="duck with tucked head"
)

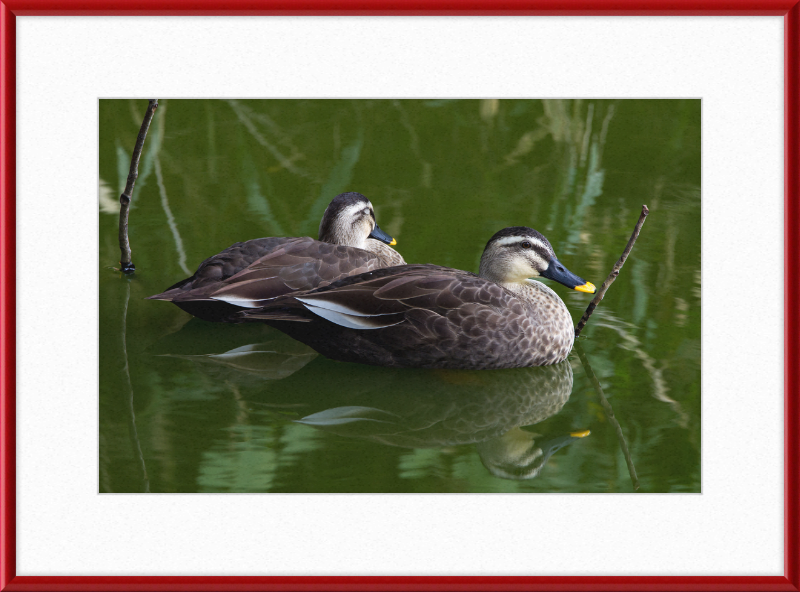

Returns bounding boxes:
[148,192,404,322]
[239,227,596,369]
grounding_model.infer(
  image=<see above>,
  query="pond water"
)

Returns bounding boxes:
[99,99,700,493]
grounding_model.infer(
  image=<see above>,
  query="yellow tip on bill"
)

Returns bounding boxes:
[389,239,397,246]
[575,281,596,294]
[570,430,591,438]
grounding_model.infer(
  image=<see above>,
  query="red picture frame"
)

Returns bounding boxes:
[1,4,798,592]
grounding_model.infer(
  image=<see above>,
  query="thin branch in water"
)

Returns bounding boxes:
[574,342,640,491]
[118,99,158,273]
[574,204,649,338]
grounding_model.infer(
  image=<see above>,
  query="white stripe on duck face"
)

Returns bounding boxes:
[491,235,549,251]
[341,202,372,221]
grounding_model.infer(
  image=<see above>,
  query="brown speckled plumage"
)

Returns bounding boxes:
[147,192,404,321]
[240,227,594,370]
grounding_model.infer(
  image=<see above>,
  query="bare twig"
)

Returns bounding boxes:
[574,204,649,338]
[574,342,640,491]
[118,99,158,273]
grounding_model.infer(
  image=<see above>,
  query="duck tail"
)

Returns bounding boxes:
[146,290,179,301]
[146,276,196,300]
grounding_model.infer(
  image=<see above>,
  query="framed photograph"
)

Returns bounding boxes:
[2,3,798,591]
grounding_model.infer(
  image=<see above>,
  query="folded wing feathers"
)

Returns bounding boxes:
[296,296,405,318]
[295,285,408,316]
[286,272,464,329]
[300,302,406,330]
[372,275,436,299]
[206,240,388,308]
[209,276,288,308]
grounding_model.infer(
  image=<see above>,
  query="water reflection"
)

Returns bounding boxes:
[153,320,318,384]
[265,360,586,483]
[295,361,574,447]
[154,323,590,482]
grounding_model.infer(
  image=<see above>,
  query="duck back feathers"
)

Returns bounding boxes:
[242,264,575,369]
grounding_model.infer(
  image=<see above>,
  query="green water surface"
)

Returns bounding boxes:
[99,99,701,493]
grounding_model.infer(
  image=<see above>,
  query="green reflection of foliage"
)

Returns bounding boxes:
[198,430,280,493]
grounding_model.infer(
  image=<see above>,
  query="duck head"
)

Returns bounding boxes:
[479,226,596,293]
[318,192,397,249]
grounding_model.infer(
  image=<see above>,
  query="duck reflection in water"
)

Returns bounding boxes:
[276,356,589,481]
[150,320,319,384]
[152,324,590,481]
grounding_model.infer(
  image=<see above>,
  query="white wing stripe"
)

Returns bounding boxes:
[209,295,261,308]
[296,296,400,318]
[301,303,403,330]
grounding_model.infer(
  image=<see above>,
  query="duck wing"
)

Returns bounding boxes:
[147,236,297,301]
[241,265,509,328]
[206,238,390,309]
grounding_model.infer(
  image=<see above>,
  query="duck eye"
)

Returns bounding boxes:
[521,241,532,249]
